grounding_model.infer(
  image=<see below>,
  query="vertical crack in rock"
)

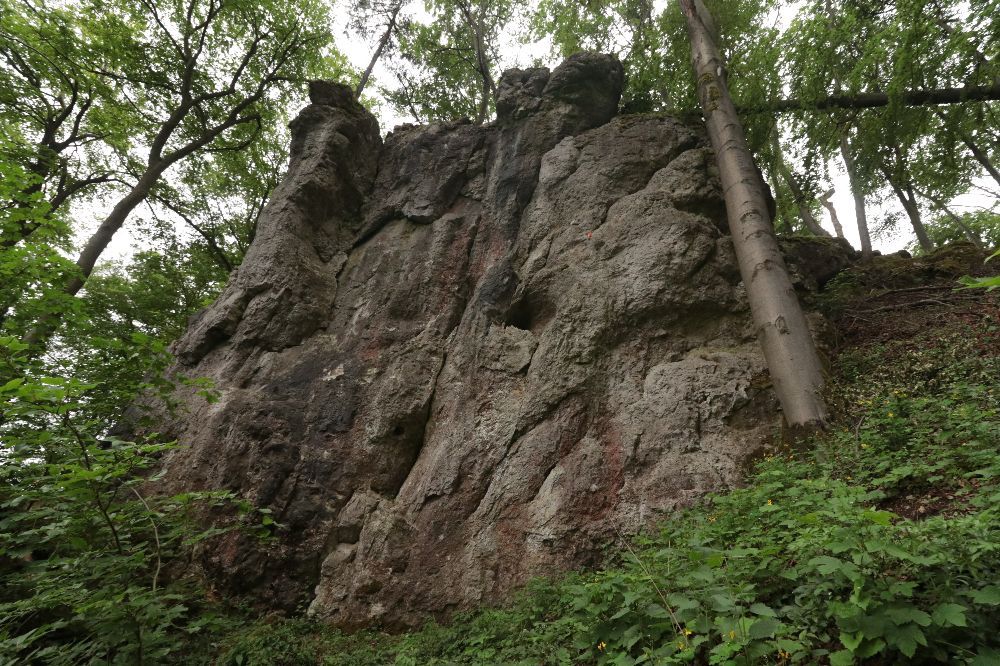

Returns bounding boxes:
[144,54,855,627]
[393,348,449,500]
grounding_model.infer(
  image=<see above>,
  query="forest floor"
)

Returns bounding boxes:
[202,244,1000,666]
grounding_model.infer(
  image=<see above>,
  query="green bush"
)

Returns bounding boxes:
[0,334,252,664]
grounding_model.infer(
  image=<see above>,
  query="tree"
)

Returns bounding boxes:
[351,0,406,99]
[0,0,346,349]
[921,209,1000,252]
[767,127,832,237]
[0,0,116,248]
[818,188,847,239]
[677,0,828,430]
[63,0,333,300]
[387,0,523,123]
[779,0,999,257]
[532,0,673,112]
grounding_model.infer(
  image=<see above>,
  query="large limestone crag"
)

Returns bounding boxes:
[155,53,839,628]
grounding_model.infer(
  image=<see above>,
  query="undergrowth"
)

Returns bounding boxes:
[214,300,1000,665]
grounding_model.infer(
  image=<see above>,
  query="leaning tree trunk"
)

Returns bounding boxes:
[914,186,984,249]
[770,130,831,237]
[818,188,847,239]
[839,134,873,259]
[961,132,1000,189]
[355,3,402,99]
[678,0,828,431]
[880,163,933,252]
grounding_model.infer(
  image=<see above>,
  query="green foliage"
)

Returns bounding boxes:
[923,211,1000,253]
[0,330,253,663]
[1,0,349,348]
[777,0,1000,244]
[385,0,525,123]
[213,307,1000,665]
[959,248,1000,291]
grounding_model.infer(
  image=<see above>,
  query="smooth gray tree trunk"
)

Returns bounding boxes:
[914,186,984,249]
[355,4,402,99]
[678,0,828,431]
[839,134,873,259]
[880,164,934,252]
[818,188,847,239]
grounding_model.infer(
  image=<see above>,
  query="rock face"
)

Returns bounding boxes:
[156,53,833,627]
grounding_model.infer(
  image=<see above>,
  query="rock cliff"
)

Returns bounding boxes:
[154,53,847,628]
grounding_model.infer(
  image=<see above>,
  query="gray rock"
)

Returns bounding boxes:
[151,53,844,627]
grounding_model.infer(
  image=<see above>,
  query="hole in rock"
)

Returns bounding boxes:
[505,292,554,333]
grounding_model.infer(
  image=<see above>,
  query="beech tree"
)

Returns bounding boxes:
[350,0,406,99]
[63,0,333,299]
[677,0,829,430]
[0,1,116,248]
[781,0,999,255]
[766,127,831,237]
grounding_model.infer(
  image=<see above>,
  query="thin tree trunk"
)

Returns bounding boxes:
[678,0,828,430]
[818,189,846,239]
[355,4,401,99]
[914,186,984,249]
[960,132,1000,189]
[878,157,934,252]
[839,134,873,259]
[902,184,933,252]
[886,177,933,252]
[769,130,830,237]
[66,168,165,296]
[461,1,495,124]
[928,107,1000,188]
[22,166,165,346]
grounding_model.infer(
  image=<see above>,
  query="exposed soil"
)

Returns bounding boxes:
[824,242,1000,522]
[879,485,979,521]
[826,243,1000,352]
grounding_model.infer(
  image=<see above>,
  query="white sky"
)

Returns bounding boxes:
[89,0,995,264]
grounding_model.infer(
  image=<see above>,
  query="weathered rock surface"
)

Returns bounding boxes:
[154,53,839,628]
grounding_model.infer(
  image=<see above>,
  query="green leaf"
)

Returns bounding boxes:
[971,648,1000,666]
[1,377,25,392]
[969,586,1000,605]
[861,509,893,526]
[807,555,844,574]
[748,617,780,639]
[885,623,926,658]
[829,649,855,666]
[840,631,863,652]
[931,603,967,627]
[885,607,932,627]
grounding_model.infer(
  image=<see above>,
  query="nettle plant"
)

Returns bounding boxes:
[0,334,259,664]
